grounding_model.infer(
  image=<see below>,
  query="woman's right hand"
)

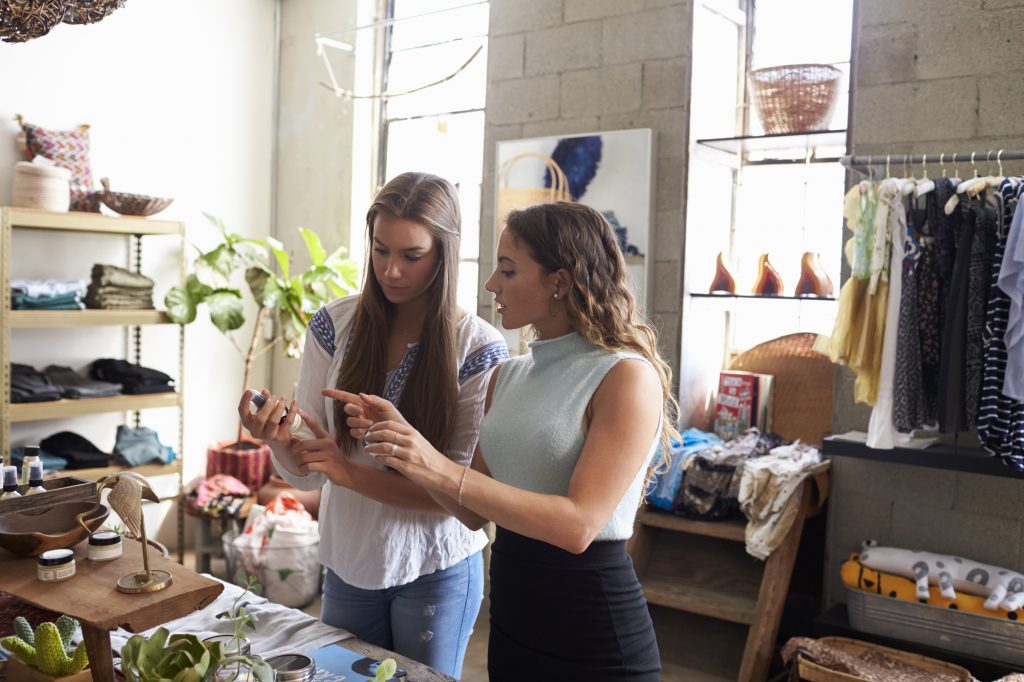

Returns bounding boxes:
[323,389,409,441]
[238,388,299,444]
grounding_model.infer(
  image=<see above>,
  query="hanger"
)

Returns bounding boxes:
[956,151,983,194]
[921,152,937,195]
[950,152,962,184]
[901,154,917,196]
[985,149,1005,188]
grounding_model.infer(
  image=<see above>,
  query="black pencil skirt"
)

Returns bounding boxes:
[487,527,661,681]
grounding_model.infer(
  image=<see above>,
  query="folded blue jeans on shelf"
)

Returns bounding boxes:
[113,425,176,467]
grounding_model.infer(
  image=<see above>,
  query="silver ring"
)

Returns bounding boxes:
[390,442,397,456]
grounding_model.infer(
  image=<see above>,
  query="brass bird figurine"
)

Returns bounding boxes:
[77,472,172,593]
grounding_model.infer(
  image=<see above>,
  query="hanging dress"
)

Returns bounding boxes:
[893,195,926,432]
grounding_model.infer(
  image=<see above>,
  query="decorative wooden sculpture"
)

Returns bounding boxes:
[752,253,784,296]
[794,251,834,297]
[708,252,737,294]
[77,472,171,594]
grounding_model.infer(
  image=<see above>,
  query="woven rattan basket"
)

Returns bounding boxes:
[727,332,833,445]
[749,63,842,134]
[795,637,974,682]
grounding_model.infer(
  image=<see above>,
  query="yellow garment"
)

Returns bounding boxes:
[816,182,890,405]
[841,554,1023,622]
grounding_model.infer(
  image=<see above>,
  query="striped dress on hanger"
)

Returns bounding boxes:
[977,177,1024,469]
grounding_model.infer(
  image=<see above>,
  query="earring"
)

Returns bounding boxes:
[553,293,559,299]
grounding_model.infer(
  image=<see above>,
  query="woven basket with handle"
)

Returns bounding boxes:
[749,63,842,134]
[496,152,572,229]
[795,637,975,681]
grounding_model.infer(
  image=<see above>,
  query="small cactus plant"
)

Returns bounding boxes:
[1,616,89,677]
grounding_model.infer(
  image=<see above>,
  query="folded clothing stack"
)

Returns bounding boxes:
[39,431,111,470]
[113,425,176,467]
[10,445,68,472]
[84,264,154,309]
[90,359,174,394]
[10,363,63,402]
[43,365,122,399]
[11,279,87,310]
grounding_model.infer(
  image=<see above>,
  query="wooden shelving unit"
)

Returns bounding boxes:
[630,475,827,681]
[1,206,187,560]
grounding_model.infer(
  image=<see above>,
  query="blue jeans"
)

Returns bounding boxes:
[320,552,483,679]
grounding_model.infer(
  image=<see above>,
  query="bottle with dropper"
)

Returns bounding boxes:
[1,466,22,499]
[25,460,45,495]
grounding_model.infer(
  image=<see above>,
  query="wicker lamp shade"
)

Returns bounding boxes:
[727,332,834,445]
[749,63,842,134]
[0,0,125,43]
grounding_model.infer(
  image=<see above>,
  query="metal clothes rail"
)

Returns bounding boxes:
[841,148,1024,173]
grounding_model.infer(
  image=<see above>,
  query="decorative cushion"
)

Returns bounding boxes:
[17,116,99,212]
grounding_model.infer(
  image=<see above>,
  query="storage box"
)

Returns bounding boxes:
[0,476,97,515]
[795,636,972,681]
[846,587,1024,667]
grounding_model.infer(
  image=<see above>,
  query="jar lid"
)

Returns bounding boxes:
[266,654,315,681]
[14,161,71,179]
[89,531,122,546]
[38,549,74,566]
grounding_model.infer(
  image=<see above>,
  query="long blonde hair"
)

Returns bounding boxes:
[334,172,462,454]
[504,201,680,468]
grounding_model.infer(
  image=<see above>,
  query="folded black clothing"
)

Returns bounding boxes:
[89,359,174,388]
[39,430,111,469]
[91,264,155,290]
[10,363,62,403]
[43,365,122,399]
[122,383,175,395]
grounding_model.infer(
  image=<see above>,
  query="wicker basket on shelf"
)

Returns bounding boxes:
[795,637,974,682]
[749,63,842,134]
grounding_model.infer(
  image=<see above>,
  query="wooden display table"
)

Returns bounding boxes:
[0,546,454,682]
[0,545,221,681]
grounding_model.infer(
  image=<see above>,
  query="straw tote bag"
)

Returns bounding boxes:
[496,152,573,228]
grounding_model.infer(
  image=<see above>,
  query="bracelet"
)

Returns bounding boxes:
[457,464,471,507]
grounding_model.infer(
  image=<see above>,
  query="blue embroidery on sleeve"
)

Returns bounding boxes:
[309,307,336,356]
[459,340,510,385]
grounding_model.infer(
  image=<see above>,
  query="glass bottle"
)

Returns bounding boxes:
[25,460,45,495]
[1,466,22,499]
[20,445,39,486]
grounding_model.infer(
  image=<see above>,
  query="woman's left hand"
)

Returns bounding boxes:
[290,412,354,488]
[364,420,460,492]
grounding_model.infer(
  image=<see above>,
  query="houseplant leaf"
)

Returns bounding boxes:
[207,291,245,332]
[299,227,327,266]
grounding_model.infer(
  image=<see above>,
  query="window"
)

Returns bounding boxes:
[379,0,489,312]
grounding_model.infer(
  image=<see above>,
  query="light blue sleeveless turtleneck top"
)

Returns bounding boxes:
[479,332,660,541]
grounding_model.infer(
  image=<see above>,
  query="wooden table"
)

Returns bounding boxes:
[0,546,454,682]
[0,545,222,681]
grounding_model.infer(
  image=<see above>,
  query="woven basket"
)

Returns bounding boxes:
[12,161,70,212]
[727,332,833,445]
[98,177,173,217]
[749,63,842,134]
[496,152,572,229]
[796,637,974,681]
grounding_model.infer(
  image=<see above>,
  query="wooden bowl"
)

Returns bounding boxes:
[98,177,174,217]
[0,501,109,557]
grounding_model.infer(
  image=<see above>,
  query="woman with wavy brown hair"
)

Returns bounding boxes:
[355,201,678,680]
[239,171,508,678]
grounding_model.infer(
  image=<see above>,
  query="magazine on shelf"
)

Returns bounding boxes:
[714,370,774,441]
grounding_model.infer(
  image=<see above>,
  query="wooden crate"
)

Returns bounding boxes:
[0,476,97,515]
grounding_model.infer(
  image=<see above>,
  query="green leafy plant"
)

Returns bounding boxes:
[214,571,262,654]
[1,616,88,676]
[371,658,398,682]
[120,627,272,682]
[164,214,359,442]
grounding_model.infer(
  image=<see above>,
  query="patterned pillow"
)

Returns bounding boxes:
[17,116,99,212]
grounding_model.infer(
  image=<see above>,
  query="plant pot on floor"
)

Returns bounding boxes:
[7,655,91,682]
[206,437,272,493]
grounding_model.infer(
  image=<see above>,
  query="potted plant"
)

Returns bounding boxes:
[165,214,359,492]
[1,616,89,682]
[120,627,273,682]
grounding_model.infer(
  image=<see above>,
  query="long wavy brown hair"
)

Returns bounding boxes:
[334,172,461,455]
[504,201,680,476]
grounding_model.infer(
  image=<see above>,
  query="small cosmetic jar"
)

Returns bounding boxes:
[266,654,316,682]
[88,531,123,561]
[37,548,75,582]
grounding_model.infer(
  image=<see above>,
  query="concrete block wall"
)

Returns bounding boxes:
[826,0,1024,604]
[480,0,692,375]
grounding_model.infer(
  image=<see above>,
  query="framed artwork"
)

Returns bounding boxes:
[493,128,656,345]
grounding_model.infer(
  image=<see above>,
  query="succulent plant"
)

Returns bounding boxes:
[1,616,88,676]
[120,627,272,682]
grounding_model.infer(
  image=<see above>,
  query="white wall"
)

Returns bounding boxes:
[0,1,277,545]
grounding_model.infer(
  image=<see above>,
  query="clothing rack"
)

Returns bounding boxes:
[841,149,1024,173]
